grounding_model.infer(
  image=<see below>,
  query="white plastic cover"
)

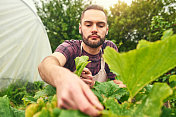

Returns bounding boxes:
[0,0,52,89]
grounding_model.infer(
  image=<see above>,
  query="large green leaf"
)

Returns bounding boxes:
[103,98,133,116]
[133,83,172,117]
[91,81,128,103]
[103,34,176,98]
[102,83,172,117]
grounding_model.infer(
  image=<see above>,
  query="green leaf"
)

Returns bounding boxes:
[134,83,173,117]
[102,83,172,117]
[134,85,153,102]
[167,75,176,101]
[101,110,123,117]
[169,75,176,88]
[0,96,14,117]
[59,110,89,117]
[136,40,152,49]
[22,96,37,105]
[161,106,176,117]
[103,34,176,98]
[103,98,133,116]
[0,96,25,117]
[33,107,51,117]
[169,75,176,83]
[53,108,61,117]
[161,28,173,40]
[74,56,90,76]
[34,85,56,99]
[91,81,128,103]
[10,107,25,117]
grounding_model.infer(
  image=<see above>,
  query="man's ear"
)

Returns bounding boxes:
[79,23,81,34]
[106,25,109,35]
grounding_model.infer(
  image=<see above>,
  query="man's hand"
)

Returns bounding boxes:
[38,54,103,116]
[80,68,95,88]
[56,71,103,116]
[113,80,126,88]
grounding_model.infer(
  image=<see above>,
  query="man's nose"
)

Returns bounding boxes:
[91,24,98,34]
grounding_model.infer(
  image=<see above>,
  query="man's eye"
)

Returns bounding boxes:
[86,24,91,27]
[98,25,104,28]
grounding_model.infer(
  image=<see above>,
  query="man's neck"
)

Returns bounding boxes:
[82,42,101,55]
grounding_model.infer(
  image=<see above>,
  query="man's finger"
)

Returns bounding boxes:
[82,79,93,84]
[81,74,93,80]
[82,68,92,74]
[81,81,104,111]
[113,80,123,84]
[72,83,101,116]
[113,80,126,88]
[58,99,72,109]
[57,87,77,110]
[119,84,126,88]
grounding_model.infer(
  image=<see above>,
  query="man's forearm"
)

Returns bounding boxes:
[38,56,104,117]
[38,56,69,87]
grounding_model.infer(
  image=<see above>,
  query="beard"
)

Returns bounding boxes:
[81,31,106,48]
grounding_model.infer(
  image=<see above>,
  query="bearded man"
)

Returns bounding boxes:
[38,5,125,116]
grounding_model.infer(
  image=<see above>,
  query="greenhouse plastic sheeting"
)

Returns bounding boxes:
[0,0,52,89]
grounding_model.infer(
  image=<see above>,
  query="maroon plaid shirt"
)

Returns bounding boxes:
[55,40,118,80]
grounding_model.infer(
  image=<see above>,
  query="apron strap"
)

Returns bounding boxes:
[80,42,107,82]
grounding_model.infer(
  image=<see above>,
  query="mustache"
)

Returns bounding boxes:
[88,34,101,38]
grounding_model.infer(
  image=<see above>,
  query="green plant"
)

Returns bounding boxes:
[1,30,176,117]
[103,30,176,99]
[0,80,44,107]
[74,56,91,76]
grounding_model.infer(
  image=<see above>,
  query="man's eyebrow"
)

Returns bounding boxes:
[84,21,106,24]
[97,22,106,24]
[84,21,93,23]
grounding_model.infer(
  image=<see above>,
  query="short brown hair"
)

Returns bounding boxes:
[80,5,107,23]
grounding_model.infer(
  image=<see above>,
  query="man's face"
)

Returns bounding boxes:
[79,9,108,48]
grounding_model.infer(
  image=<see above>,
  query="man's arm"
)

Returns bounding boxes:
[38,52,66,86]
[38,52,103,116]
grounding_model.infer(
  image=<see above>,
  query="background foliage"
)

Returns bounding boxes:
[108,0,176,52]
[35,0,175,52]
[36,0,92,52]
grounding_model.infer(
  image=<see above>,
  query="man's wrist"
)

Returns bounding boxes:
[52,66,74,87]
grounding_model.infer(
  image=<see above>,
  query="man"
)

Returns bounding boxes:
[38,5,125,116]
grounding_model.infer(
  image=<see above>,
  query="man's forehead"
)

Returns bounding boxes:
[82,9,107,23]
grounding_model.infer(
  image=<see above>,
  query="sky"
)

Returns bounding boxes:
[92,0,133,9]
[34,0,133,10]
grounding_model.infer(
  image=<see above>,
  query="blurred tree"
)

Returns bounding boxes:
[35,0,92,52]
[150,15,175,41]
[108,0,175,52]
[149,0,176,41]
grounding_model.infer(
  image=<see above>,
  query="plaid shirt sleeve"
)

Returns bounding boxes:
[55,43,73,61]
[54,40,80,61]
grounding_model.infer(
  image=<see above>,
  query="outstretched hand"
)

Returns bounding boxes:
[56,71,103,116]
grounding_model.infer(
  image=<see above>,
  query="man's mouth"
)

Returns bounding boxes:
[90,35,100,39]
